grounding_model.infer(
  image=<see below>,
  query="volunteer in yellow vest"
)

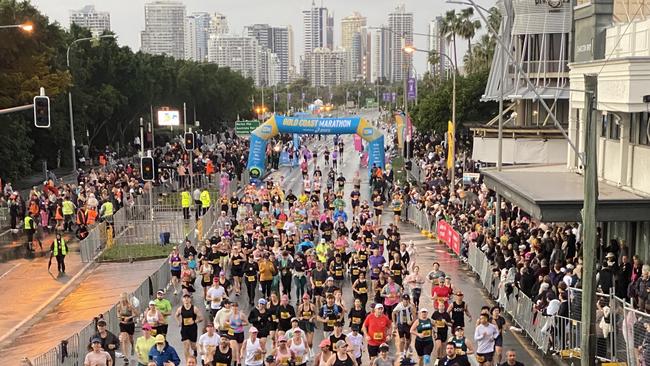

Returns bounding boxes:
[51,232,69,273]
[100,199,114,222]
[200,189,211,216]
[24,213,38,252]
[62,196,76,232]
[181,189,191,220]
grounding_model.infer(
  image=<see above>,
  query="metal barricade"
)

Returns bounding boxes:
[79,222,106,262]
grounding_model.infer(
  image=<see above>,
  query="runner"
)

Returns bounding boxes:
[432,302,451,359]
[404,266,425,309]
[410,308,434,366]
[474,313,499,366]
[297,294,316,348]
[197,323,220,366]
[392,294,416,353]
[448,291,471,333]
[117,292,138,364]
[228,302,248,364]
[248,299,273,348]
[175,294,203,360]
[449,326,474,364]
[288,328,310,366]
[362,304,392,362]
[241,327,265,366]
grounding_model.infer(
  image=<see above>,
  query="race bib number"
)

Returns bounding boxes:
[373,332,384,340]
[314,280,323,287]
[281,312,290,319]
[422,330,431,337]
[295,356,303,364]
[327,320,335,327]
[373,267,379,273]
[393,270,401,276]
[254,352,263,361]
[358,288,367,294]
[228,328,235,336]
[183,318,194,326]
[352,318,361,324]
[216,363,227,366]
[352,269,359,275]
[335,270,343,276]
[247,275,256,282]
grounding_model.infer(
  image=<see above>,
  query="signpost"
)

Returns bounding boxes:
[235,120,261,136]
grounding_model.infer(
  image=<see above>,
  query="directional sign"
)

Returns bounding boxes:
[235,120,261,136]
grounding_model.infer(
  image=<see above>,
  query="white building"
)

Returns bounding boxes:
[341,12,369,81]
[69,5,110,36]
[245,24,292,84]
[140,0,186,60]
[208,34,262,86]
[184,12,210,62]
[373,26,391,82]
[388,5,413,82]
[428,16,447,78]
[303,1,330,53]
[209,13,229,35]
[302,47,348,87]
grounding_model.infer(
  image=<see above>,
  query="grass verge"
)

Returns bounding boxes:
[99,243,171,262]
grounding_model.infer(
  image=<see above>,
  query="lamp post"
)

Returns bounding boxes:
[66,34,117,172]
[0,22,34,32]
[404,45,457,191]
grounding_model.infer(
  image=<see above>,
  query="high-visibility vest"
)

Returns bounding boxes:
[181,191,191,208]
[200,190,210,208]
[24,216,34,230]
[101,201,114,217]
[55,205,63,220]
[62,200,75,215]
[53,239,67,256]
[77,209,88,225]
[87,209,97,224]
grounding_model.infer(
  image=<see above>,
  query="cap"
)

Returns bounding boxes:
[455,291,464,296]
[278,335,287,342]
[379,343,390,351]
[326,277,334,281]
[291,317,299,323]
[374,303,384,310]
[142,323,153,331]
[219,270,226,276]
[335,340,347,349]
[606,252,616,258]
[258,298,267,305]
[294,328,303,333]
[319,339,331,348]
[155,334,166,343]
[148,300,156,305]
[91,337,102,344]
[213,277,219,283]
[302,293,310,300]
[455,326,464,331]
[182,293,191,298]
[419,308,429,313]
[157,289,165,294]
[402,294,410,300]
[249,326,258,333]
[97,319,107,326]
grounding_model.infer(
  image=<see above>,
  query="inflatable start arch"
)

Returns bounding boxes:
[246,114,385,180]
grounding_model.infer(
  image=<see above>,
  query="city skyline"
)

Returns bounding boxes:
[31,0,494,77]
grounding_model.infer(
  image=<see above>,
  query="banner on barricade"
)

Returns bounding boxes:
[437,220,461,255]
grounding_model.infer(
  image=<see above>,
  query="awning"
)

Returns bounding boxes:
[482,165,650,222]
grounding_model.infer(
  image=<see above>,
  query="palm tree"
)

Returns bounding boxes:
[457,7,482,56]
[440,10,460,71]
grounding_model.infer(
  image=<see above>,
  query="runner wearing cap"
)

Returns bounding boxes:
[248,298,273,348]
[149,334,181,366]
[213,335,233,366]
[448,291,471,334]
[297,294,316,348]
[314,339,333,366]
[85,337,112,366]
[288,328,310,366]
[135,324,156,366]
[370,344,393,366]
[362,304,392,362]
[228,302,248,362]
[241,326,264,366]
[324,340,357,366]
[449,326,474,364]
[392,294,416,353]
[271,335,294,366]
[432,301,452,359]
[197,323,220,366]
[410,308,434,366]
[206,279,227,319]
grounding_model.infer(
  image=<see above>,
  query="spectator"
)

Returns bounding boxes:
[148,335,181,366]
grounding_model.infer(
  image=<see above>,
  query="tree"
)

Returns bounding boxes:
[440,10,461,71]
[457,8,481,56]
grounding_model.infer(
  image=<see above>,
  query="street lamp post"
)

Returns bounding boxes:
[66,34,116,172]
[0,22,34,32]
[404,46,456,192]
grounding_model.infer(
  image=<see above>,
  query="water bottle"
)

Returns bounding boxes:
[423,354,431,365]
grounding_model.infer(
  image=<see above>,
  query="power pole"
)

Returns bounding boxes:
[581,74,599,366]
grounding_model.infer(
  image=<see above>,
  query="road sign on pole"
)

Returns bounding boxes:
[235,120,261,136]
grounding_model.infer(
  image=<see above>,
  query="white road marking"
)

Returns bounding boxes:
[0,262,23,280]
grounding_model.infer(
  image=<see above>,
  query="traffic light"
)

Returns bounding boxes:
[33,96,50,128]
[141,156,155,181]
[184,132,195,151]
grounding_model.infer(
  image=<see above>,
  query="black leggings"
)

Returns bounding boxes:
[412,288,422,308]
[246,280,257,303]
[281,274,292,297]
[260,280,272,298]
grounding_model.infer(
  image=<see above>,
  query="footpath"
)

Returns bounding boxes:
[0,258,164,365]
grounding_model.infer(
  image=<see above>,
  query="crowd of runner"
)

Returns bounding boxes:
[78,129,533,366]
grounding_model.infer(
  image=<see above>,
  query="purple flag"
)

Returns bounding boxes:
[407,78,417,100]
[287,92,292,101]
[391,92,397,102]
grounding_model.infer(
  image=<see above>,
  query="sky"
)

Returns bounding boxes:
[31,0,494,75]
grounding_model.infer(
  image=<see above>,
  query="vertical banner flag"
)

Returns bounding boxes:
[407,78,417,101]
[391,92,397,102]
[447,120,455,169]
[357,90,361,97]
[301,92,305,101]
[287,93,292,102]
[353,134,363,152]
[406,114,413,143]
[382,92,389,102]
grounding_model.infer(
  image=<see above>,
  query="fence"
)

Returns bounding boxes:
[78,222,107,262]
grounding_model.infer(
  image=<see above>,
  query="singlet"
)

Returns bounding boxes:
[416,319,434,341]
[231,254,244,270]
[450,336,468,355]
[289,339,308,365]
[450,301,466,326]
[333,354,353,366]
[390,262,403,278]
[353,280,368,297]
[213,346,233,366]
[332,262,344,280]
[374,357,394,366]
[348,308,366,327]
[275,347,292,366]
[170,255,182,271]
[230,312,244,333]
[146,310,159,325]
[119,304,134,323]
[181,304,197,328]
[394,304,413,325]
[244,338,264,366]
[300,304,314,319]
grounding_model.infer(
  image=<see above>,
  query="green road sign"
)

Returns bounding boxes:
[235,120,260,136]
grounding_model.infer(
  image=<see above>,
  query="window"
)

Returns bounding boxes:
[601,114,608,138]
[608,114,621,140]
[639,112,650,146]
[630,113,638,143]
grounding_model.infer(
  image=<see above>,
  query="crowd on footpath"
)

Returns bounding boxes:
[405,131,650,364]
[69,129,531,366]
